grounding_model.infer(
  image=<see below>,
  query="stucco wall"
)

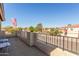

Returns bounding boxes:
[16,31,35,46]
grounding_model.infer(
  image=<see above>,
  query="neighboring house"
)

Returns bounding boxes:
[60,24,79,38]
[59,27,66,36]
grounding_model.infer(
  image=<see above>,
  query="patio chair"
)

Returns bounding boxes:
[0,42,10,48]
[0,39,10,55]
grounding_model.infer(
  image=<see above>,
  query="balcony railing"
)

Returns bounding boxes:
[37,33,79,54]
[16,31,79,55]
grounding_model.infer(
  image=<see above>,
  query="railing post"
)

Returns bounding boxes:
[46,34,47,44]
[63,36,65,50]
[30,32,36,46]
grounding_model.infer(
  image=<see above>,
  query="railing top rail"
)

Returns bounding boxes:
[36,32,79,39]
[17,31,79,39]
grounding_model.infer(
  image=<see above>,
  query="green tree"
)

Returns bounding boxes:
[4,26,16,34]
[4,26,13,32]
[49,28,62,36]
[36,23,43,32]
[16,27,23,31]
[29,26,35,32]
[23,27,27,30]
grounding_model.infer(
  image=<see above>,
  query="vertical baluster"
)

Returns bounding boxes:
[42,34,43,42]
[50,35,51,44]
[60,36,61,48]
[48,35,49,43]
[49,35,50,44]
[51,35,53,44]
[57,36,58,47]
[76,38,77,54]
[71,38,73,51]
[59,36,61,47]
[51,36,52,44]
[57,36,59,47]
[54,36,55,45]
[56,36,57,46]
[67,37,68,50]
[50,36,52,44]
[44,35,46,42]
[53,36,54,44]
[52,35,54,44]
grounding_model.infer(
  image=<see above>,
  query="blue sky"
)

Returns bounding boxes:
[2,3,79,28]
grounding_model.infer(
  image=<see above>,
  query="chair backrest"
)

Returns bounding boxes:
[0,39,8,43]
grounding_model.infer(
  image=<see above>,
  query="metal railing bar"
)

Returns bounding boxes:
[71,38,73,51]
[67,37,69,50]
[76,38,77,54]
[46,34,47,44]
[57,36,58,47]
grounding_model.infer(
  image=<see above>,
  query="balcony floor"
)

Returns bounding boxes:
[0,37,46,56]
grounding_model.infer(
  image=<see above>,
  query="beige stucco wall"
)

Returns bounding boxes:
[17,31,36,46]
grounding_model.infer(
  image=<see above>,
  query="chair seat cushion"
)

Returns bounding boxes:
[0,42,11,48]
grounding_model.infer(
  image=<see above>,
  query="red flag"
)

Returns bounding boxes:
[11,18,17,26]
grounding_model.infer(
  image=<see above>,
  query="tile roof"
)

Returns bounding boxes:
[65,24,79,28]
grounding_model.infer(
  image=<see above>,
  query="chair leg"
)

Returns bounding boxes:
[0,47,9,55]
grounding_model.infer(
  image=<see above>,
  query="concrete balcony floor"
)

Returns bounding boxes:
[0,37,46,56]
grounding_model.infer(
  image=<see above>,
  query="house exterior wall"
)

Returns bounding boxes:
[67,28,79,37]
[0,3,5,21]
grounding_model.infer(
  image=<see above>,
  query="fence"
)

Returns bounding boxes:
[16,31,79,55]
